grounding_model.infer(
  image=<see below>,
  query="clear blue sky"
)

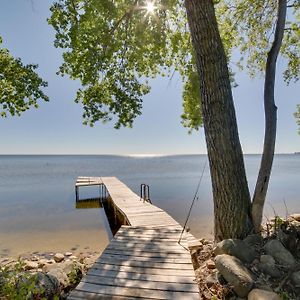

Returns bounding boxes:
[0,0,299,155]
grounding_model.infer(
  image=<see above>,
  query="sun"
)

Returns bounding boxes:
[145,1,156,14]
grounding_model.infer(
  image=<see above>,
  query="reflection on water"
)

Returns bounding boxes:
[0,154,299,257]
[75,197,114,241]
[75,198,102,209]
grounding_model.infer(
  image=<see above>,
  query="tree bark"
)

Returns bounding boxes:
[252,0,287,232]
[185,0,253,241]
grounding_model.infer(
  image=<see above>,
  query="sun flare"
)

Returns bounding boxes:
[145,1,156,13]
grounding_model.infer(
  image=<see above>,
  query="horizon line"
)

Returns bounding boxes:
[0,152,298,156]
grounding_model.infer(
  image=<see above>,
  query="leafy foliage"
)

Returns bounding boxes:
[49,0,199,128]
[0,261,46,300]
[0,36,48,118]
[217,0,300,83]
[49,0,299,130]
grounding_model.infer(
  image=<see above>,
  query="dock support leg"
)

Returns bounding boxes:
[75,186,79,201]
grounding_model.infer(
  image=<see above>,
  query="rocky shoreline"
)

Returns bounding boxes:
[191,213,300,299]
[0,250,100,299]
[1,214,299,299]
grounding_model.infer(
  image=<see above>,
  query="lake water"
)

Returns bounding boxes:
[0,154,299,257]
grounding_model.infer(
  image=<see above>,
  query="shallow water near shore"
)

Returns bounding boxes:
[0,154,299,257]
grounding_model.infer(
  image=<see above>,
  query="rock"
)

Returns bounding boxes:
[215,254,254,297]
[35,272,60,299]
[205,272,218,288]
[61,260,83,275]
[38,259,48,268]
[260,254,275,265]
[24,260,38,270]
[53,253,65,263]
[258,255,281,278]
[65,252,73,257]
[291,271,300,287]
[214,239,256,263]
[188,240,203,250]
[264,239,296,268]
[48,268,69,287]
[43,263,60,273]
[206,259,215,269]
[46,259,55,264]
[69,255,77,260]
[243,234,263,246]
[31,255,39,261]
[248,289,281,300]
[290,220,300,230]
[290,213,300,221]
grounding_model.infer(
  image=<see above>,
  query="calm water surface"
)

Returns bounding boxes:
[0,154,299,257]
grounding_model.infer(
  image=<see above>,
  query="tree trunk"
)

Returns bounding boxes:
[251,0,287,232]
[185,0,253,241]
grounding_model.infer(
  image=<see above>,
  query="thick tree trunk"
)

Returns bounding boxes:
[252,0,287,232]
[185,0,253,241]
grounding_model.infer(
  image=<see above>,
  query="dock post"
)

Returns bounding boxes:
[75,186,79,201]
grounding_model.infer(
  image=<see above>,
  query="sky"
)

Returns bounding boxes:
[0,0,299,155]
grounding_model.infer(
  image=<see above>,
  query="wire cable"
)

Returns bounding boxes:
[178,160,207,246]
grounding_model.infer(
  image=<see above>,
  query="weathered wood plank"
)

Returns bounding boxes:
[81,275,199,293]
[92,259,193,270]
[103,249,191,259]
[98,253,192,264]
[74,282,199,300]
[87,268,196,284]
[69,290,136,300]
[91,263,196,277]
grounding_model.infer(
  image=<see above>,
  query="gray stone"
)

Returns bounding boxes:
[258,255,281,278]
[243,234,263,246]
[291,271,300,287]
[61,260,83,275]
[48,268,69,287]
[214,239,256,263]
[205,272,218,288]
[264,239,296,268]
[215,254,254,297]
[248,288,280,300]
[64,252,73,257]
[24,260,38,270]
[35,272,60,299]
[42,263,60,273]
[53,253,65,263]
[260,255,275,265]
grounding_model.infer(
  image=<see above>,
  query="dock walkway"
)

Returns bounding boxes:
[69,177,200,299]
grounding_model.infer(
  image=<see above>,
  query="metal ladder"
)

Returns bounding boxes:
[140,183,152,204]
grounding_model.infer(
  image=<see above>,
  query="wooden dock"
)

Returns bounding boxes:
[69,177,200,299]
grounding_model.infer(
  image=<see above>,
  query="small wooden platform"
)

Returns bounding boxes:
[69,177,200,299]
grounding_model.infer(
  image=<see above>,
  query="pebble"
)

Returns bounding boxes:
[47,259,55,264]
[206,259,216,269]
[24,260,38,270]
[54,253,65,263]
[65,252,73,257]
